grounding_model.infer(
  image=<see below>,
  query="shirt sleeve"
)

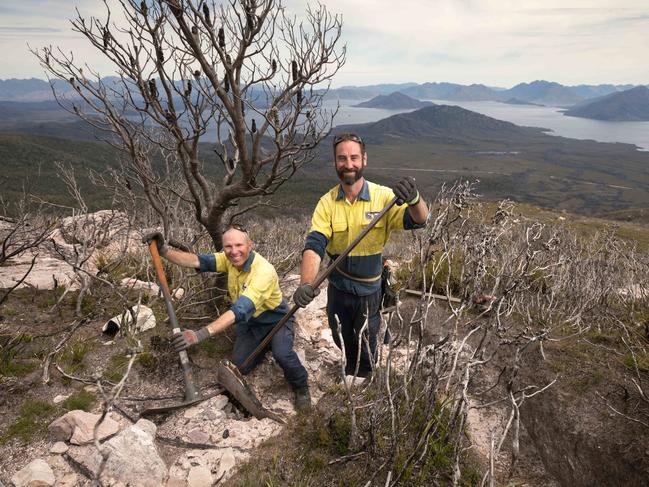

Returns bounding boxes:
[197,252,228,273]
[309,197,333,239]
[230,296,256,323]
[233,264,276,321]
[403,209,426,230]
[197,253,216,272]
[304,231,328,258]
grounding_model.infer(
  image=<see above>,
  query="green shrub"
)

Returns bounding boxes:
[621,352,649,372]
[59,342,91,374]
[1,399,57,444]
[136,351,158,371]
[397,251,465,296]
[0,359,38,378]
[103,353,130,382]
[62,389,96,412]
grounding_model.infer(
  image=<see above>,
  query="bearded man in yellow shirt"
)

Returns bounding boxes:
[293,133,428,379]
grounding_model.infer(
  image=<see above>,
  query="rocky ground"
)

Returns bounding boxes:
[2,211,648,486]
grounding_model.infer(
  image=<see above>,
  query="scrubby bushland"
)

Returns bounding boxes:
[229,182,649,486]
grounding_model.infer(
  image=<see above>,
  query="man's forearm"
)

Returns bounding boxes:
[300,249,322,284]
[205,310,236,336]
[407,198,429,225]
[164,248,200,269]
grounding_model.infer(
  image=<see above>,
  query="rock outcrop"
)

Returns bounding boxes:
[48,410,120,445]
[65,419,167,487]
[10,458,55,487]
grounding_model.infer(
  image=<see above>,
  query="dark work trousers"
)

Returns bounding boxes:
[326,284,381,378]
[231,316,308,389]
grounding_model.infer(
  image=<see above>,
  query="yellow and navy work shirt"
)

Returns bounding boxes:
[197,251,288,337]
[305,180,425,296]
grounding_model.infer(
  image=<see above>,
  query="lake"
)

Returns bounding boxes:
[328,99,649,151]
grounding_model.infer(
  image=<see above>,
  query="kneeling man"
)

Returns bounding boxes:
[144,225,311,410]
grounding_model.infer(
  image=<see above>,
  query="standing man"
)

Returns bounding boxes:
[144,225,311,410]
[293,133,428,379]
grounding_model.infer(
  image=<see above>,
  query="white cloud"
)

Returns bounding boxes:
[2,0,648,86]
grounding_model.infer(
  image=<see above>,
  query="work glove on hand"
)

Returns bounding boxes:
[171,327,210,352]
[293,284,320,308]
[142,231,169,256]
[391,177,420,206]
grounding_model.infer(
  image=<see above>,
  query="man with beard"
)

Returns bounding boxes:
[293,133,428,379]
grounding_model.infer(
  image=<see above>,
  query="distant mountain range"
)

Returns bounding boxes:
[0,78,75,102]
[325,80,640,108]
[564,86,649,121]
[353,92,434,109]
[1,78,643,109]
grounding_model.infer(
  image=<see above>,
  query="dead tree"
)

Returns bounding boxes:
[34,0,345,249]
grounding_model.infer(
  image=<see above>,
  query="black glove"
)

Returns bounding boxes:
[171,327,210,352]
[392,177,419,206]
[293,284,320,308]
[142,231,168,256]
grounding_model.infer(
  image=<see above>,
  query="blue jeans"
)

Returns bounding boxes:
[231,316,308,389]
[326,284,381,378]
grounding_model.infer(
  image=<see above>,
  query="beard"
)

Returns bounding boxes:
[337,166,364,185]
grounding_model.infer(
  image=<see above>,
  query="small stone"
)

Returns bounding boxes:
[11,458,55,487]
[186,428,210,444]
[52,394,69,405]
[217,448,236,479]
[211,409,228,420]
[210,394,229,410]
[57,473,80,487]
[187,466,212,487]
[222,429,229,439]
[296,348,306,366]
[183,408,200,419]
[50,441,69,454]
[165,477,187,487]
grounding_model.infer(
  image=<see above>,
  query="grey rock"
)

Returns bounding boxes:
[216,448,236,479]
[49,441,69,454]
[66,419,166,487]
[10,458,55,487]
[187,466,212,487]
[48,410,120,444]
[165,477,187,487]
[186,428,210,444]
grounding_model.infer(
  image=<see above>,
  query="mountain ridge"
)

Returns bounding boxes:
[564,86,649,121]
[353,92,434,109]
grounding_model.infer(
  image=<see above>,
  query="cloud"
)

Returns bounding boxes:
[0,26,62,35]
[1,0,648,86]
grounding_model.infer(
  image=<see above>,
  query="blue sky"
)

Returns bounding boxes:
[1,0,648,87]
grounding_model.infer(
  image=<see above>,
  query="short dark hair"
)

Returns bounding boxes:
[333,132,365,155]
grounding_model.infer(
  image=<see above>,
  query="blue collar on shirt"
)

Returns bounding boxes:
[241,251,255,272]
[336,180,370,201]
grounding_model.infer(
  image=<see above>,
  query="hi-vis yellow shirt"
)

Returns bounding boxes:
[305,180,423,296]
[198,251,288,336]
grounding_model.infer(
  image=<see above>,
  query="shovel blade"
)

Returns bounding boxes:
[217,359,285,424]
